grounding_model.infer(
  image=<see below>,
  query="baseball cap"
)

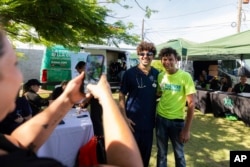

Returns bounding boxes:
[26,79,42,87]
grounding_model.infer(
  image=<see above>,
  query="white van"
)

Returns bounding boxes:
[40,45,134,91]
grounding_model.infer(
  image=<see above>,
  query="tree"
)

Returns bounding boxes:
[0,0,145,48]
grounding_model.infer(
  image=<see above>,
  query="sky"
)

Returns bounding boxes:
[16,0,250,50]
[104,0,250,48]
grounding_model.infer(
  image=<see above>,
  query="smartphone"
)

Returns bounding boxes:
[82,54,104,93]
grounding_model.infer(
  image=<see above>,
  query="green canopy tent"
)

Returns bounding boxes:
[156,38,198,59]
[153,38,197,72]
[187,30,250,60]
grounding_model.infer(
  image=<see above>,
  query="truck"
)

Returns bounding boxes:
[40,45,137,91]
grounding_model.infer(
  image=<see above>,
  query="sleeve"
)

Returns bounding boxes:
[185,73,196,95]
[119,70,129,95]
[20,97,33,117]
[157,72,163,95]
[39,95,49,106]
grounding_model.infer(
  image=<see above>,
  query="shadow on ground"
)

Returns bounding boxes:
[149,110,250,167]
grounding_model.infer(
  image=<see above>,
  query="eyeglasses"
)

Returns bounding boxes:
[139,52,154,57]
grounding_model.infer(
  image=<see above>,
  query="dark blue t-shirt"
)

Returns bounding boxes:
[120,66,159,130]
[0,97,32,134]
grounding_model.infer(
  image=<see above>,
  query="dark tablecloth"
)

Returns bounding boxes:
[195,89,213,114]
[210,92,250,125]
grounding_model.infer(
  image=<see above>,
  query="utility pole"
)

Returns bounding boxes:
[141,19,144,41]
[237,0,243,32]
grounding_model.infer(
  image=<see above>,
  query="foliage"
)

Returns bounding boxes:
[0,0,143,48]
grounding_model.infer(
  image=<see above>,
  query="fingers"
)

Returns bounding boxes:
[86,74,111,99]
[180,136,189,143]
[182,139,188,143]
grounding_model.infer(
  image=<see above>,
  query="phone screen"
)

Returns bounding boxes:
[82,54,104,92]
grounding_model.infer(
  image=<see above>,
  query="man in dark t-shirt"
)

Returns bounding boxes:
[232,75,250,93]
[50,81,68,101]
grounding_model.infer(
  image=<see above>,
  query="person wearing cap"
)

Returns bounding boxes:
[23,79,49,116]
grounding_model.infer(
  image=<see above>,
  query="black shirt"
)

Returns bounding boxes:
[0,133,65,167]
[232,83,250,93]
[24,90,49,116]
[50,86,64,100]
[0,97,32,134]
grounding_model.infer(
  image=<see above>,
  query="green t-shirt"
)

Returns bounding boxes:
[157,69,196,119]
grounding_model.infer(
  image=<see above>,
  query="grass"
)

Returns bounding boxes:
[40,91,250,167]
[112,93,250,167]
[148,111,250,167]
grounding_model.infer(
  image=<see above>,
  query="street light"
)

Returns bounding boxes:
[237,0,249,32]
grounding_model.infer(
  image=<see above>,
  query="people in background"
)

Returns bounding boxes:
[75,61,86,74]
[196,74,207,89]
[23,79,49,116]
[0,95,32,134]
[232,75,250,93]
[0,29,143,167]
[201,70,213,82]
[219,76,232,92]
[109,61,121,82]
[119,41,159,167]
[209,76,220,90]
[49,80,68,103]
[118,61,127,82]
[156,47,196,167]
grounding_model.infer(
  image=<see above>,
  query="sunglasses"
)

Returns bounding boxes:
[139,52,154,57]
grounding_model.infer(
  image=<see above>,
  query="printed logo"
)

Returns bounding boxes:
[223,96,234,109]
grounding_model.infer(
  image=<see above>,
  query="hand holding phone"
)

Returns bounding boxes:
[82,54,104,93]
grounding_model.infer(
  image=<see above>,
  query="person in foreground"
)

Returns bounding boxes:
[23,78,49,116]
[0,29,143,167]
[156,47,196,167]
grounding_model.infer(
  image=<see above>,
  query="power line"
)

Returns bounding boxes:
[145,21,235,33]
[146,3,236,21]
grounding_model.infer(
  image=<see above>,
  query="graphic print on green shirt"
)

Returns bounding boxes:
[157,69,196,119]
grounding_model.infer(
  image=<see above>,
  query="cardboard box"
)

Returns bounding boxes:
[208,65,218,71]
[209,70,218,77]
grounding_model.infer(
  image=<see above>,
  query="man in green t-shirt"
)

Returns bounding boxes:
[156,47,196,167]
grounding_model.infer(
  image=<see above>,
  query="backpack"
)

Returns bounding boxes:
[77,136,106,167]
